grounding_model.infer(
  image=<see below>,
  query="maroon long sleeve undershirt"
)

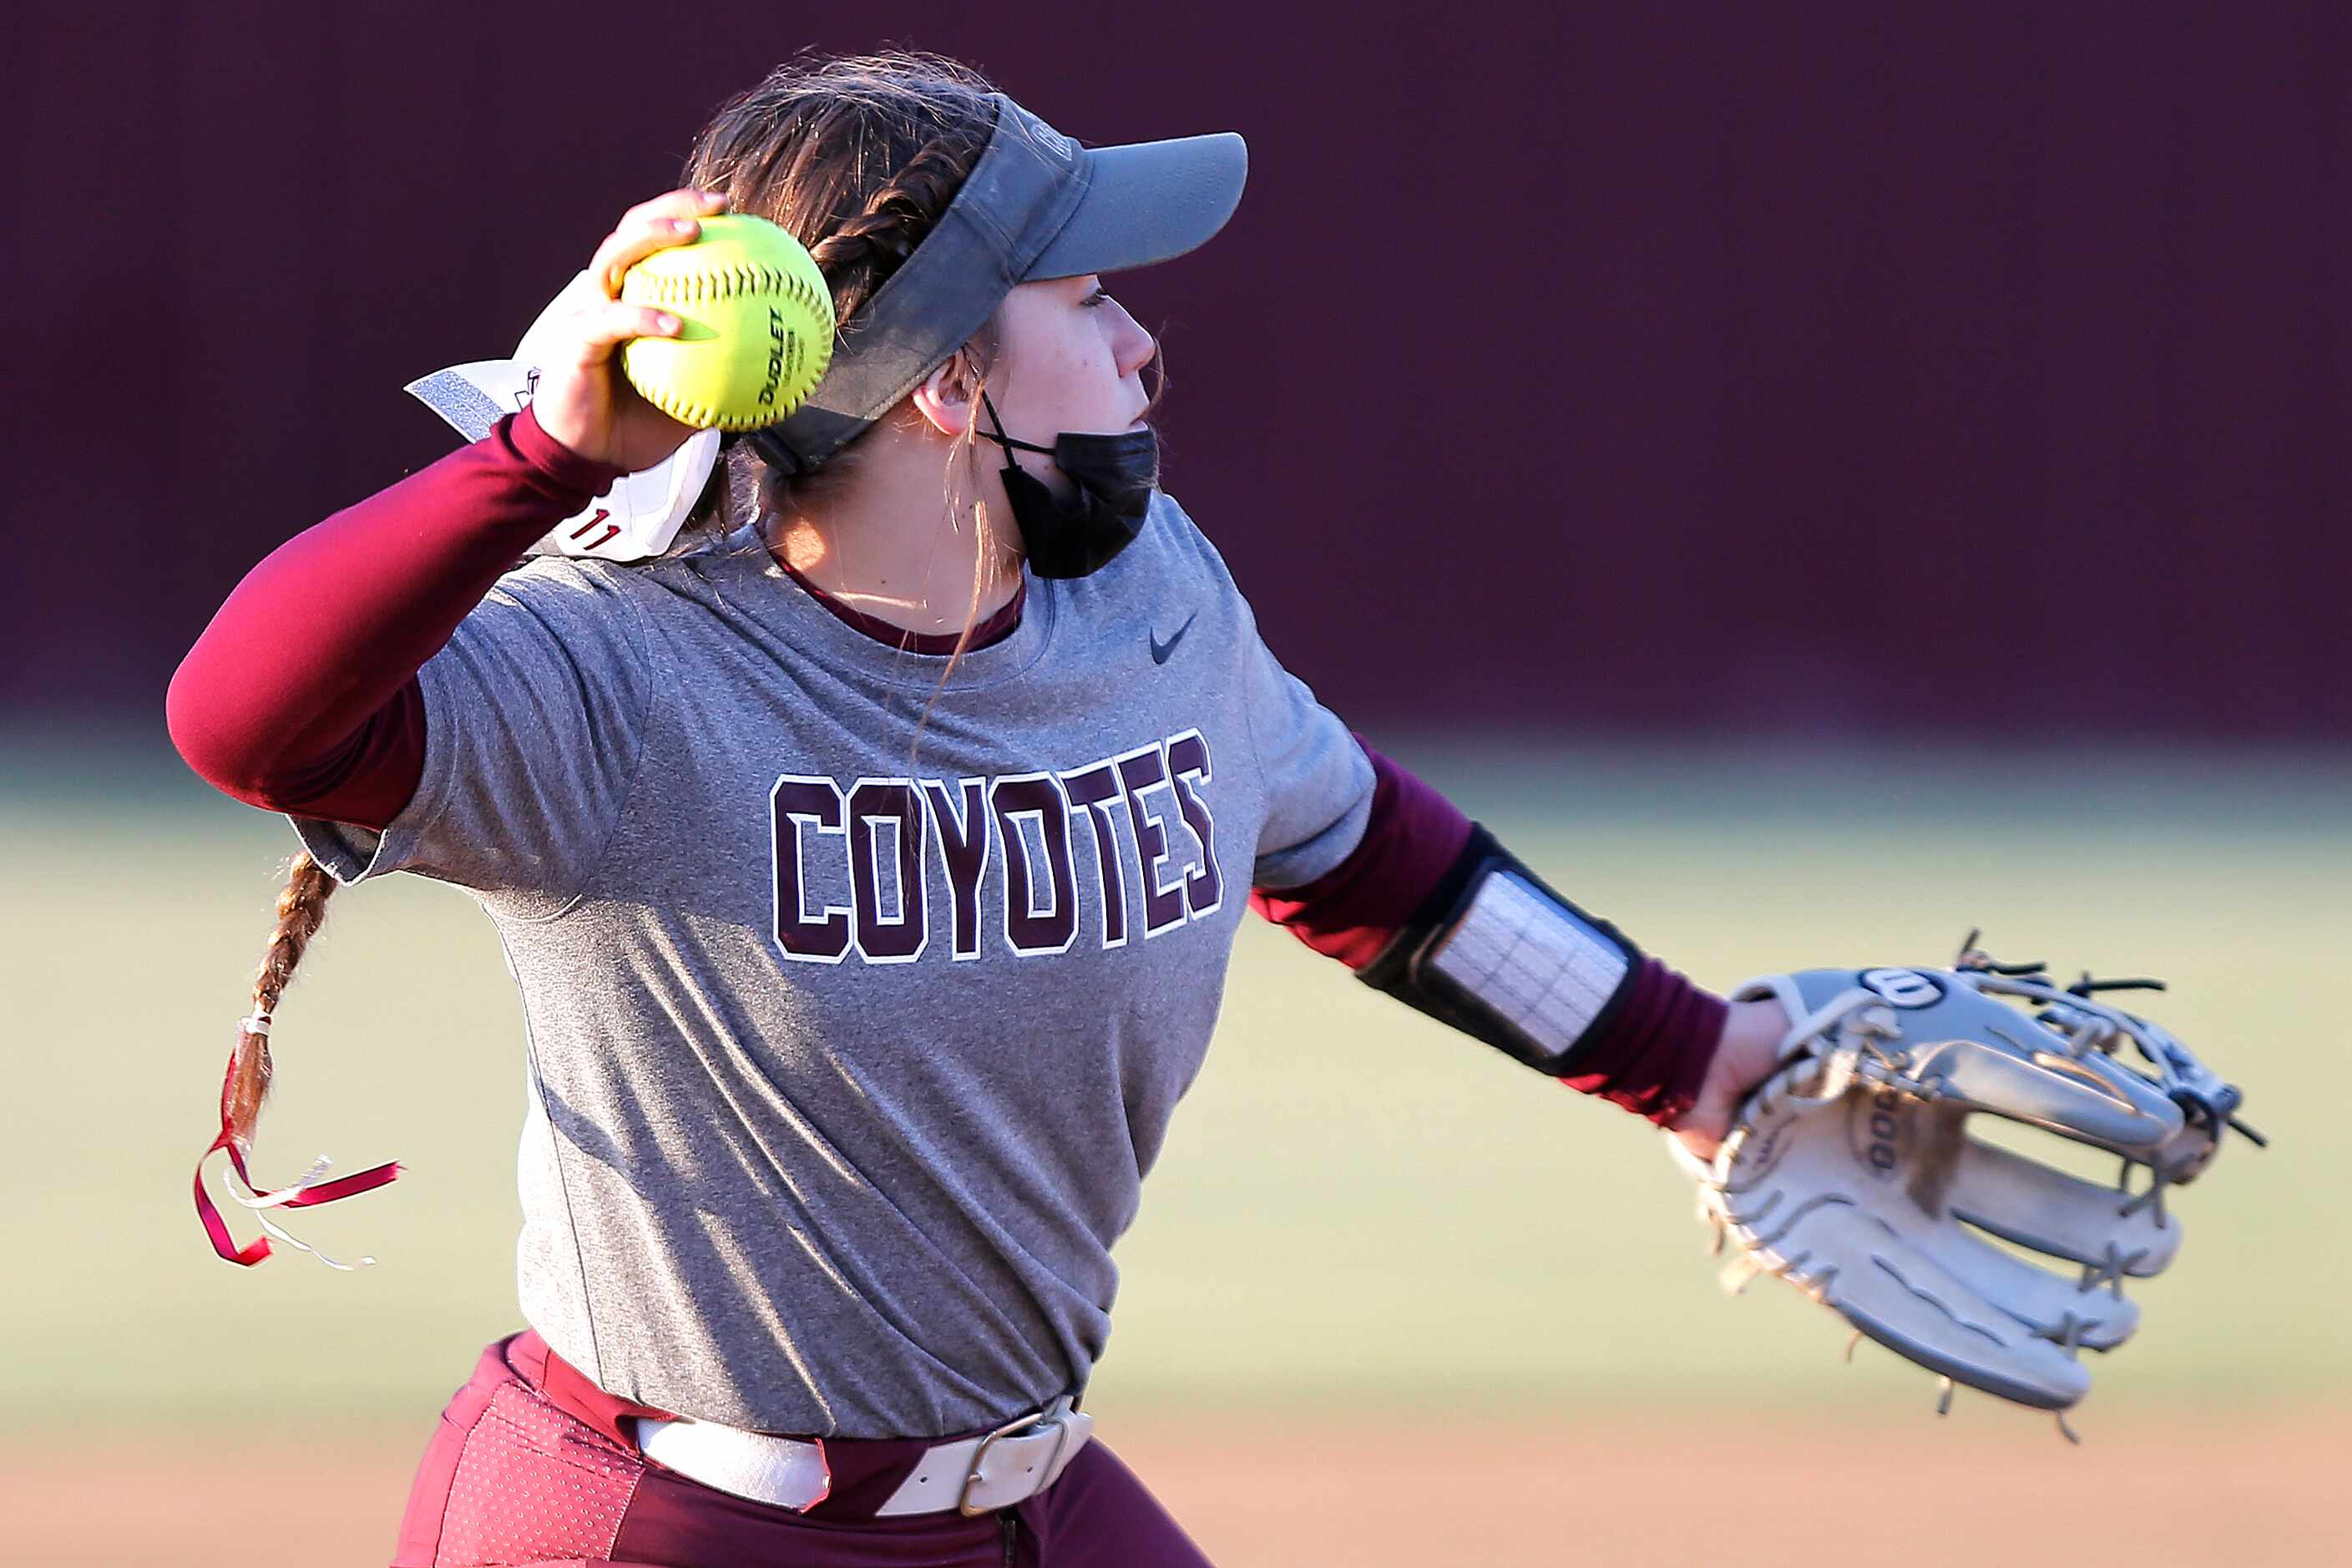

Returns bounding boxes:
[1252,746,1729,1125]
[166,406,1722,1116]
[166,406,627,828]
[164,405,1036,829]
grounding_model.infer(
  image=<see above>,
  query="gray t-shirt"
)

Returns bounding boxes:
[295,492,1373,1438]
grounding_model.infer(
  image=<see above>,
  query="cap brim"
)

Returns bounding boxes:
[1025,131,1247,281]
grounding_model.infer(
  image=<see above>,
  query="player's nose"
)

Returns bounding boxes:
[1110,301,1155,379]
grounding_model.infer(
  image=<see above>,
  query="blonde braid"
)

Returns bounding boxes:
[221,851,338,1154]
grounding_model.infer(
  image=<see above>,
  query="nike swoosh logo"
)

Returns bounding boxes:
[1150,612,1196,665]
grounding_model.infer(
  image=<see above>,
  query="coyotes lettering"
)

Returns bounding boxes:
[770,730,1221,964]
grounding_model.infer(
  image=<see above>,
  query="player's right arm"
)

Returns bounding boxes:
[165,191,719,829]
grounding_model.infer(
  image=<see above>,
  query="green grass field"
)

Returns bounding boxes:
[5,731,2342,1441]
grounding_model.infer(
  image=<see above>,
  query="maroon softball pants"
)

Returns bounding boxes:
[390,1333,1213,1567]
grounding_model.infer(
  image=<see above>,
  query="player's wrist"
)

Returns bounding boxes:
[507,401,632,499]
[518,384,602,463]
[1667,997,1791,1161]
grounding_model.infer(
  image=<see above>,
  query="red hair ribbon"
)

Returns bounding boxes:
[194,1041,402,1268]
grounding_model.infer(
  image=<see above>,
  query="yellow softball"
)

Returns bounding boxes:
[619,214,836,431]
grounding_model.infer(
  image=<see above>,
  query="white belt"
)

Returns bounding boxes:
[634,1396,1095,1518]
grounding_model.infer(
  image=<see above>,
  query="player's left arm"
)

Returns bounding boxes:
[1252,740,1786,1160]
[1171,492,1786,1151]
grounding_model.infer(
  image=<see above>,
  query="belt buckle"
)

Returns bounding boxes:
[956,1399,1074,1518]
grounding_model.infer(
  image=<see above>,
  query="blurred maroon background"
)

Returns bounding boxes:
[7,1,2344,736]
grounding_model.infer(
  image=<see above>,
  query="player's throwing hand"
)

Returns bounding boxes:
[529,187,730,472]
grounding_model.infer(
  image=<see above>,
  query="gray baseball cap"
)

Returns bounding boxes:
[750,93,1247,476]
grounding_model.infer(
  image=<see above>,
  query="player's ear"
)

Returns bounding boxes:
[910,347,980,438]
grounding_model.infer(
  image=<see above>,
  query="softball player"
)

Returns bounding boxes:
[169,49,1786,1567]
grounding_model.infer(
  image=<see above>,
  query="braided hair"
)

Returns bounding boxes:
[222,851,337,1154]
[679,50,1006,538]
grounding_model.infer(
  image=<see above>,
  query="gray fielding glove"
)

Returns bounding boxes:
[1667,944,2258,1439]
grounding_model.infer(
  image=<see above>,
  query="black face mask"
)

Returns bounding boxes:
[977,390,1159,579]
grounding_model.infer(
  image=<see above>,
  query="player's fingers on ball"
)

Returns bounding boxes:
[588,218,682,297]
[597,188,729,274]
[589,205,723,296]
[569,301,682,360]
[620,186,729,228]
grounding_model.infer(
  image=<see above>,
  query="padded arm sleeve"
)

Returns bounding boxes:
[1355,823,1640,1074]
[1355,824,1730,1124]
